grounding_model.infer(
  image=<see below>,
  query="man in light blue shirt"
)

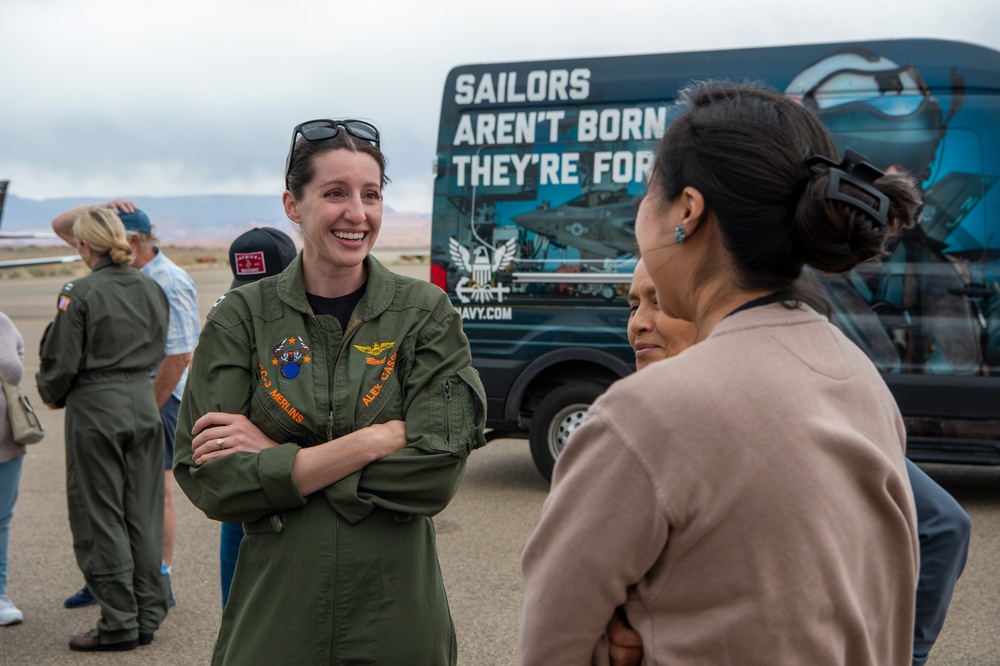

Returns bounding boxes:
[53,199,199,610]
[119,203,198,606]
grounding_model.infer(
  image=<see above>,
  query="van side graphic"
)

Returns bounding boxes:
[431,39,1000,479]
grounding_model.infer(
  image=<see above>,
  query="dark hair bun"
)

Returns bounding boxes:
[651,81,923,290]
[793,170,921,274]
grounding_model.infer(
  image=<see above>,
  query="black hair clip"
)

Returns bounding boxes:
[805,149,890,228]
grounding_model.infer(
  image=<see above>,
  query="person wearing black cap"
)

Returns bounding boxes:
[218,227,297,608]
[228,227,298,289]
[53,199,199,610]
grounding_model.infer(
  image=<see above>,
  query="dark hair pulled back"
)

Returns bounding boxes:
[285,130,390,201]
[651,81,921,291]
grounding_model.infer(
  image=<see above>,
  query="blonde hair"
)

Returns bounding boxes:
[73,208,134,266]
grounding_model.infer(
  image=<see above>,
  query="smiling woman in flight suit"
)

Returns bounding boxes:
[36,208,170,652]
[173,119,486,666]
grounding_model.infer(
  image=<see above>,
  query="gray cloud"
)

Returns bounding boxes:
[1,0,997,214]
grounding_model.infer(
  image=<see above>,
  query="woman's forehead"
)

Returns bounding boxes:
[313,148,379,171]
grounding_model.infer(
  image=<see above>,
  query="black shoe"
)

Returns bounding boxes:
[139,632,155,646]
[68,629,138,652]
[64,586,97,609]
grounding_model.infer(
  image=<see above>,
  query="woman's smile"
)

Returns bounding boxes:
[332,230,367,242]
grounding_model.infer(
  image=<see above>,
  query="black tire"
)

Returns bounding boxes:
[528,382,606,482]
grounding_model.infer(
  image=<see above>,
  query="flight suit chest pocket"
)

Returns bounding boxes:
[249,347,312,444]
[355,349,405,428]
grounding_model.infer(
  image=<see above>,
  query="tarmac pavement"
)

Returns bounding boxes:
[0,264,997,665]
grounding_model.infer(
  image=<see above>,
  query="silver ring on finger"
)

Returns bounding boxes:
[216,437,225,448]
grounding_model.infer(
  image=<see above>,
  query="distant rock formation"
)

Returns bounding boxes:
[2,194,430,249]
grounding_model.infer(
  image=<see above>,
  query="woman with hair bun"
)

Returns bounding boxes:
[37,207,170,652]
[519,81,922,666]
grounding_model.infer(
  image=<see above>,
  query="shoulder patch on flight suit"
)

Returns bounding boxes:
[58,295,72,311]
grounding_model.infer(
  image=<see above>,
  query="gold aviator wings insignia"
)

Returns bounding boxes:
[353,341,396,356]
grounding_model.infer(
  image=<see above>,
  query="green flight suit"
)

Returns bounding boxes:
[174,254,486,666]
[36,255,170,644]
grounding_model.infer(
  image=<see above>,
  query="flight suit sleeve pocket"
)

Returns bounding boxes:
[426,366,486,456]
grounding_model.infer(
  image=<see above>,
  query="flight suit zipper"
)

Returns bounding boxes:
[327,314,367,441]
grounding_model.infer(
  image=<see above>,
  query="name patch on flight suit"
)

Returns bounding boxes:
[363,351,397,407]
[258,361,305,424]
[269,388,305,423]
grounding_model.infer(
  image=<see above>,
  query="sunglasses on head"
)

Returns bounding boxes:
[284,119,381,190]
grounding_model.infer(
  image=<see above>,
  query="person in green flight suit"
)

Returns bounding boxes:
[173,118,487,665]
[36,208,170,652]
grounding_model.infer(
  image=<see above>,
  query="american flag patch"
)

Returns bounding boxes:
[58,295,72,311]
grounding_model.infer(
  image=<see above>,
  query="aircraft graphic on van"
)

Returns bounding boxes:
[510,186,638,259]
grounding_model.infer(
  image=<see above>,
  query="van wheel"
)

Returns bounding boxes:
[529,382,606,482]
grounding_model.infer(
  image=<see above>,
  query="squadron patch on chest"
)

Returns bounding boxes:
[272,335,312,379]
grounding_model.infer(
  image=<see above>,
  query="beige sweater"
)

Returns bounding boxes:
[519,303,918,666]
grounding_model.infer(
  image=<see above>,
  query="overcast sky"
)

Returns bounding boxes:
[1,0,997,214]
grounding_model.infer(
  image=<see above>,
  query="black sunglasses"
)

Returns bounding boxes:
[284,119,381,190]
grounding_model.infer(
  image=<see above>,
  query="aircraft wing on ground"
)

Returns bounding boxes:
[0,179,82,268]
[0,230,59,239]
[0,254,81,269]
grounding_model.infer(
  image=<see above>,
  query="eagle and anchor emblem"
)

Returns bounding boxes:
[448,237,518,304]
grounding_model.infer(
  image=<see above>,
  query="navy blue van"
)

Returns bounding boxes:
[429,38,1000,480]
